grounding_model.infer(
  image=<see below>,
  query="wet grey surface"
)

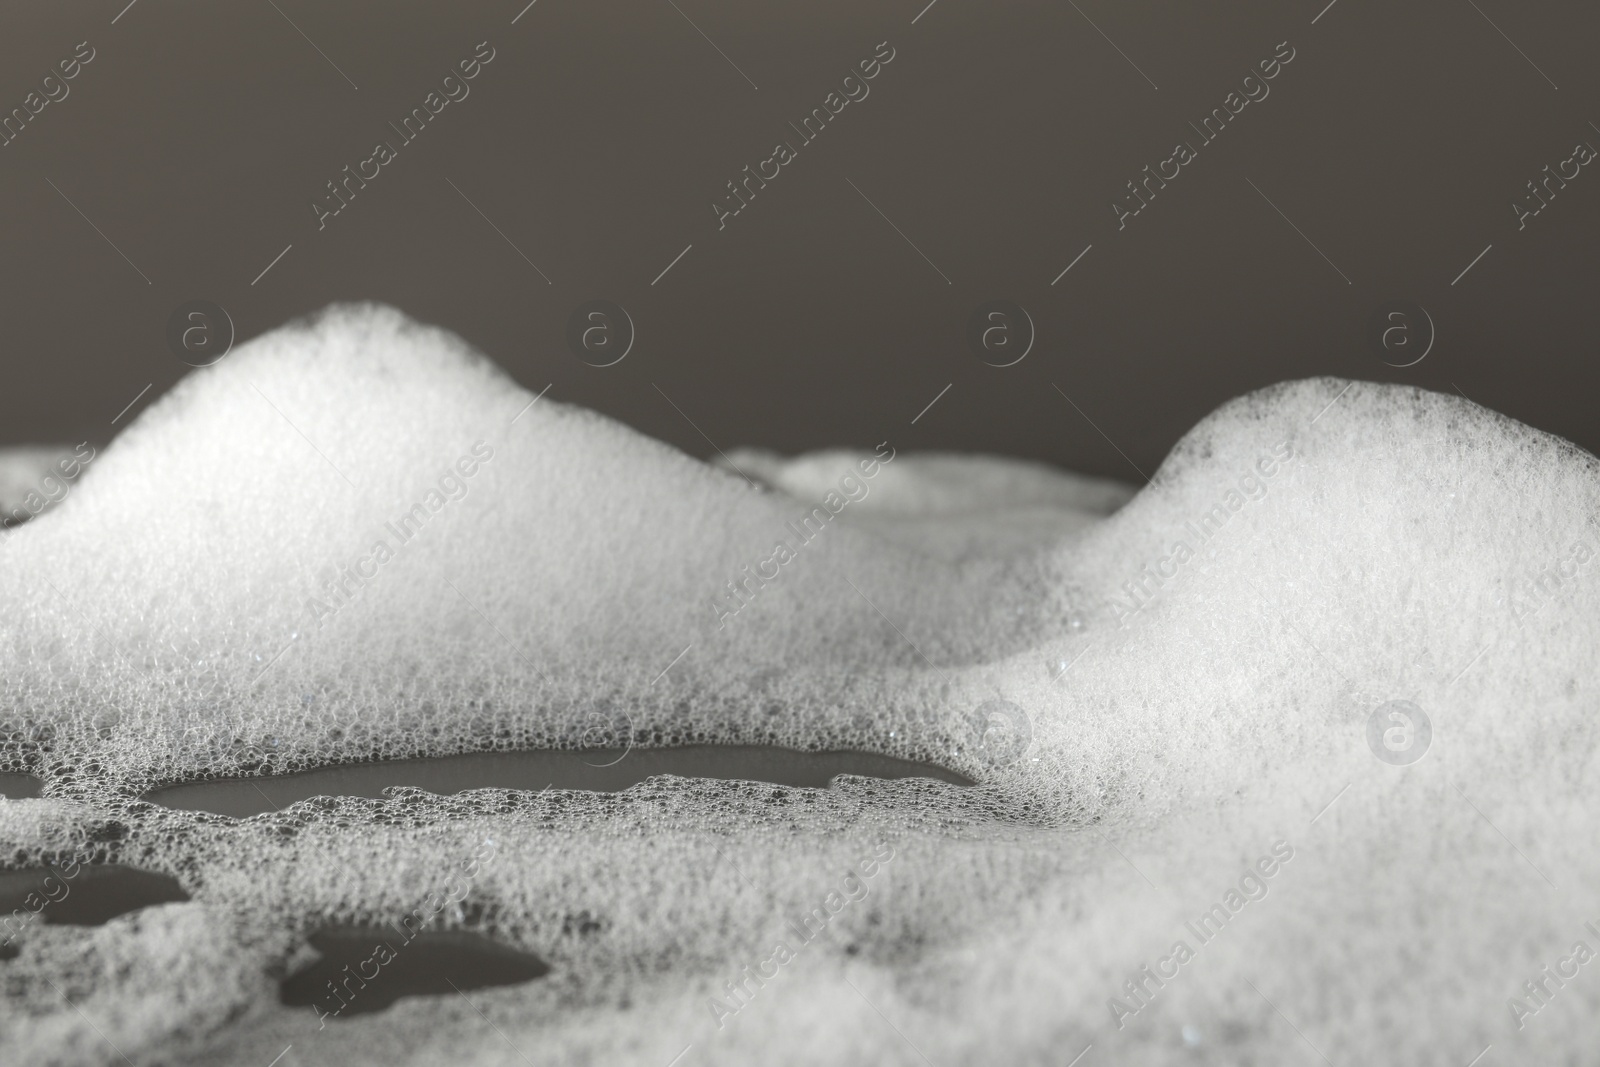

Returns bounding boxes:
[0,865,190,927]
[280,926,551,1018]
[0,773,43,799]
[143,745,974,817]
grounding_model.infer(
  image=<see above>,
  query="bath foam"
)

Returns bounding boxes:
[0,303,1596,1065]
[722,447,1137,518]
[0,444,88,525]
[720,446,1137,562]
[0,447,67,511]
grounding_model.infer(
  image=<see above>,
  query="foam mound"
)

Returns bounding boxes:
[1,303,1597,1065]
[719,446,1136,562]
[0,444,93,526]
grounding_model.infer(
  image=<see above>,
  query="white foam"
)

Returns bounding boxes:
[1,304,1597,1064]
[721,446,1136,562]
[0,444,93,526]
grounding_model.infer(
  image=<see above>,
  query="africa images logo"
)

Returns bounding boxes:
[706,840,895,1031]
[1109,441,1296,626]
[712,41,896,231]
[711,444,896,628]
[1365,699,1431,766]
[1112,41,1296,230]
[305,442,494,626]
[311,42,497,230]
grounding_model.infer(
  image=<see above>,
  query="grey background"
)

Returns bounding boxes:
[1,0,1595,481]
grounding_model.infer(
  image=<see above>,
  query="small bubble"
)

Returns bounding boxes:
[1181,1024,1202,1047]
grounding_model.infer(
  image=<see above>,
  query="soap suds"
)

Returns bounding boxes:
[1,303,1596,1065]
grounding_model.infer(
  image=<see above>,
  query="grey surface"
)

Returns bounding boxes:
[0,865,190,925]
[0,0,1595,479]
[280,927,551,1018]
[0,772,43,799]
[143,745,974,817]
